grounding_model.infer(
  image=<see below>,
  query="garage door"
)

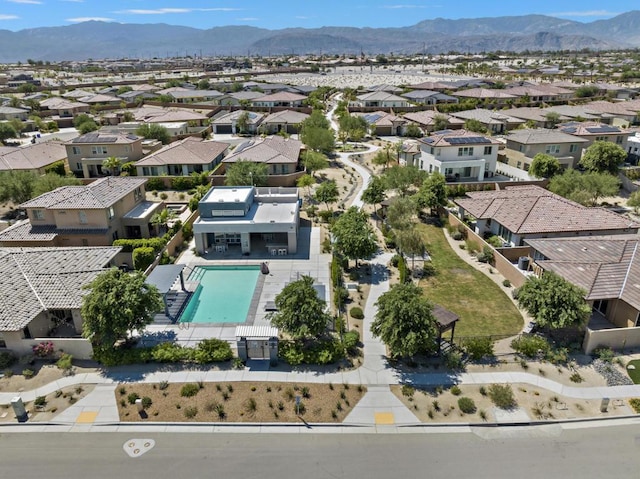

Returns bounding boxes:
[215,125,233,134]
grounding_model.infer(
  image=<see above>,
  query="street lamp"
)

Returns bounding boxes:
[249,171,254,187]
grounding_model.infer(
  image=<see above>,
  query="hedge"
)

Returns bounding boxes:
[113,237,167,253]
[133,246,156,271]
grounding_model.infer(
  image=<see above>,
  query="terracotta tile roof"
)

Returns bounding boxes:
[403,111,464,127]
[222,135,302,165]
[506,128,589,145]
[526,237,640,309]
[253,91,307,102]
[132,106,208,123]
[20,176,147,210]
[455,186,638,235]
[0,221,59,241]
[66,131,141,145]
[210,110,264,125]
[134,137,228,167]
[450,108,525,125]
[454,88,517,99]
[261,110,309,124]
[0,246,120,331]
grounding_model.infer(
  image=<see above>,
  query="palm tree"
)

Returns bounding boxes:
[150,208,177,235]
[102,156,122,176]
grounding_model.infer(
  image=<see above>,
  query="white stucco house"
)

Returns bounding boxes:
[417,129,500,181]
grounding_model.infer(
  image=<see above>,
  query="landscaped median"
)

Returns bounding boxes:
[116,382,366,423]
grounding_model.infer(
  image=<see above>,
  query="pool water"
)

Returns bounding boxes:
[179,265,260,324]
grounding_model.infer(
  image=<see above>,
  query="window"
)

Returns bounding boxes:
[497,223,512,244]
[112,230,119,241]
[91,146,108,155]
[616,136,624,144]
[569,144,578,153]
[430,147,434,154]
[0,332,5,348]
[134,188,142,201]
[76,163,82,171]
[33,209,44,220]
[483,146,492,155]
[595,136,606,142]
[78,211,88,224]
[435,148,441,156]
[545,145,560,154]
[519,144,524,152]
[71,146,81,155]
[108,207,115,219]
[457,147,473,156]
[593,299,608,314]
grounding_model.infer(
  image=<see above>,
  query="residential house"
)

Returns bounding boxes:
[0,106,29,121]
[502,107,571,129]
[211,110,265,134]
[39,97,90,118]
[353,111,407,136]
[503,129,589,170]
[217,91,264,106]
[402,111,464,133]
[65,131,144,178]
[454,185,638,247]
[76,93,122,107]
[453,88,517,106]
[525,236,640,353]
[504,84,573,102]
[398,140,421,167]
[581,101,640,126]
[408,81,457,91]
[0,176,162,247]
[543,105,605,123]
[366,84,403,94]
[134,137,229,177]
[401,90,459,105]
[260,110,309,135]
[221,135,302,176]
[349,92,409,108]
[417,129,500,181]
[251,92,307,108]
[164,89,224,104]
[132,106,209,128]
[0,246,121,359]
[559,122,632,151]
[62,89,95,100]
[450,109,525,134]
[0,140,68,174]
[193,186,299,256]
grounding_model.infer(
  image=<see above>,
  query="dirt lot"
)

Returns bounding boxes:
[0,362,98,393]
[116,381,366,423]
[0,384,95,423]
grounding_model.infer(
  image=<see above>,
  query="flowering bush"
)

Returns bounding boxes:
[32,341,55,358]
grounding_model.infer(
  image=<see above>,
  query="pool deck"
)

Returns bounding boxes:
[142,226,331,347]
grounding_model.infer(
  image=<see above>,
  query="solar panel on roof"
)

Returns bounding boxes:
[562,127,577,134]
[363,113,382,123]
[447,136,490,145]
[585,126,619,134]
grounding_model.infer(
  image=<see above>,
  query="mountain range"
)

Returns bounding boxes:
[2,11,640,62]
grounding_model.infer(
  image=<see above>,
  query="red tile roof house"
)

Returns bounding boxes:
[134,137,229,177]
[525,236,640,353]
[251,91,307,108]
[454,185,639,248]
[0,140,67,174]
[353,111,407,136]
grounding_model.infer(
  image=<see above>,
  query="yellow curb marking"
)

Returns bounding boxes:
[374,412,394,425]
[76,411,98,423]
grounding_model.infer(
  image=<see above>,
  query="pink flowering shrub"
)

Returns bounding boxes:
[32,341,55,358]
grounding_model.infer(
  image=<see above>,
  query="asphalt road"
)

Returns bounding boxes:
[1,425,639,478]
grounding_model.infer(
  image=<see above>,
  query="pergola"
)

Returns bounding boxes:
[432,304,459,354]
[145,264,187,319]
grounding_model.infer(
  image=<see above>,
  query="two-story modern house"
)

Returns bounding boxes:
[0,140,68,174]
[193,186,299,256]
[0,177,162,247]
[503,128,589,171]
[559,122,632,151]
[134,137,229,177]
[417,129,500,181]
[65,131,144,178]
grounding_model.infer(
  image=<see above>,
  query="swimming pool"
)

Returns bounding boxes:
[179,265,261,324]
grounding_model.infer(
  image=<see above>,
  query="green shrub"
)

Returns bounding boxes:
[184,406,198,418]
[133,246,157,271]
[486,235,503,248]
[570,372,584,383]
[443,350,464,370]
[127,392,140,405]
[463,337,494,361]
[397,255,408,283]
[180,383,200,397]
[402,384,415,397]
[194,338,233,363]
[451,231,464,241]
[44,160,66,176]
[93,346,154,366]
[545,347,569,365]
[511,335,550,358]
[151,342,191,362]
[465,240,479,253]
[331,256,343,288]
[349,307,364,319]
[422,262,437,277]
[476,246,494,264]
[113,237,167,253]
[458,397,476,414]
[488,384,516,409]
[141,396,153,409]
[0,351,17,369]
[279,338,345,366]
[182,223,193,242]
[34,396,47,407]
[594,347,615,363]
[170,176,195,191]
[145,177,166,191]
[342,330,360,354]
[629,398,640,413]
[450,385,462,396]
[22,369,34,379]
[348,270,360,281]
[333,287,349,310]
[502,279,511,287]
[56,353,73,371]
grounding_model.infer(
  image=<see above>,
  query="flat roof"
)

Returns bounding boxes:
[146,264,186,294]
[123,201,163,220]
[201,186,253,205]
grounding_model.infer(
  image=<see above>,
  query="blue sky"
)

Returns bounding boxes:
[0,0,637,31]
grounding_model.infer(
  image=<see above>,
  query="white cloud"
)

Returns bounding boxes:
[0,14,19,20]
[7,0,42,4]
[237,17,258,21]
[551,10,620,18]
[61,0,85,3]
[116,7,242,15]
[67,17,114,22]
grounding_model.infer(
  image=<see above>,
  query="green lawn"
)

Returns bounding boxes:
[626,359,640,384]
[417,223,523,338]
